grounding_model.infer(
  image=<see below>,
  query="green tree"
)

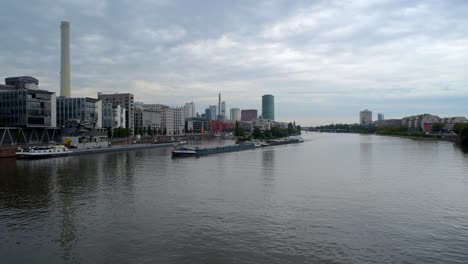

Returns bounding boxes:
[457,124,468,147]
[287,122,297,135]
[431,123,444,133]
[252,127,262,139]
[234,121,245,137]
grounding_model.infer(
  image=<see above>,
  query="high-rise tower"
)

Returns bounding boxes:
[262,94,274,120]
[60,21,71,98]
[218,93,221,117]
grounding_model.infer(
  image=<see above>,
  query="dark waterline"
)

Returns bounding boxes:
[1,133,468,264]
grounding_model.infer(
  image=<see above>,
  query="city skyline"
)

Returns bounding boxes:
[1,1,468,125]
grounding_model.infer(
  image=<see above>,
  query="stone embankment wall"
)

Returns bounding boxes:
[0,147,16,158]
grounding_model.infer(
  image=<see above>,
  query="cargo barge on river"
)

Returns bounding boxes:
[172,136,304,158]
[172,143,256,157]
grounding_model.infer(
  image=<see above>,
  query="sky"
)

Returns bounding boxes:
[1,0,468,126]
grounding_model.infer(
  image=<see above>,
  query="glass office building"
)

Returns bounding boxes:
[262,94,274,120]
[0,76,56,128]
[56,97,100,128]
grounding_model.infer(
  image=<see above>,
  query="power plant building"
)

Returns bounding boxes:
[262,94,274,120]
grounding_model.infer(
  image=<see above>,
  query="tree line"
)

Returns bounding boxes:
[235,121,301,141]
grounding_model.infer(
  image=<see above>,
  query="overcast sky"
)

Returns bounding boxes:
[1,0,468,125]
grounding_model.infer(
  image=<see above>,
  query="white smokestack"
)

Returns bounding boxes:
[60,21,71,98]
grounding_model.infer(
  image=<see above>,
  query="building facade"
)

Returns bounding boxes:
[209,105,217,120]
[402,114,440,131]
[113,105,126,128]
[134,108,161,134]
[185,118,211,133]
[161,108,174,135]
[230,108,241,121]
[262,94,274,120]
[56,97,101,128]
[220,101,226,120]
[184,102,196,118]
[102,102,114,128]
[360,109,372,125]
[241,109,258,121]
[173,107,185,135]
[97,93,134,132]
[240,121,253,132]
[211,120,235,133]
[0,76,56,128]
[378,113,384,121]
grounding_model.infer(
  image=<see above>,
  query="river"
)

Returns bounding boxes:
[1,133,468,263]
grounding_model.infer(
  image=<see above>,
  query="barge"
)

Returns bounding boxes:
[172,143,255,157]
[266,136,304,146]
[16,145,72,159]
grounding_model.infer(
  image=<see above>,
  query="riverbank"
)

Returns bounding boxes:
[375,132,459,143]
[312,130,459,143]
[69,142,177,156]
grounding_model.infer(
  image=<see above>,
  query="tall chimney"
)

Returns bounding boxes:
[60,21,71,98]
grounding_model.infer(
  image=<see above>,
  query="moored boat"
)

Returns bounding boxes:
[16,145,72,159]
[171,146,198,157]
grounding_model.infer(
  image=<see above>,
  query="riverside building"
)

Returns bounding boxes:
[0,76,56,128]
[56,97,102,128]
[134,108,161,134]
[98,93,134,132]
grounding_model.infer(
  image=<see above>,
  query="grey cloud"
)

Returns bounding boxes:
[1,0,468,125]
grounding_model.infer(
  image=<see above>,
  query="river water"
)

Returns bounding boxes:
[1,133,468,264]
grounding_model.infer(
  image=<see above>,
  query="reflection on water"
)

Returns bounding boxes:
[1,134,468,264]
[359,135,373,178]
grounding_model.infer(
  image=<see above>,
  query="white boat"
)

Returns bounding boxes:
[172,146,198,157]
[213,133,222,137]
[254,142,263,148]
[16,145,73,159]
[288,136,304,142]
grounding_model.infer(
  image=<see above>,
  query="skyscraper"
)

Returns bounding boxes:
[221,101,226,120]
[209,105,217,120]
[262,94,274,120]
[230,108,241,121]
[378,113,384,121]
[218,93,221,117]
[184,102,196,118]
[360,109,372,125]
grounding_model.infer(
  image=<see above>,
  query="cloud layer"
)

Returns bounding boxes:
[1,0,467,125]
